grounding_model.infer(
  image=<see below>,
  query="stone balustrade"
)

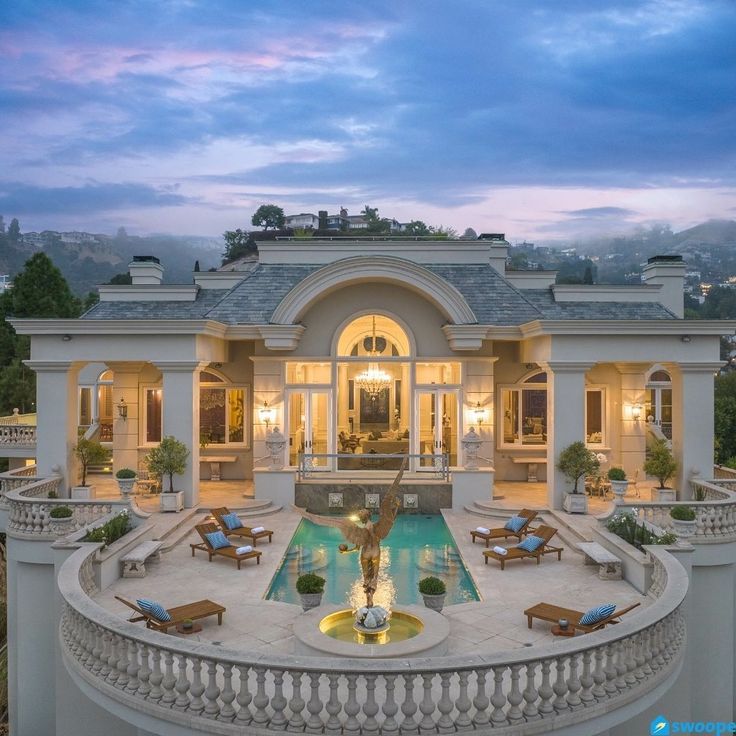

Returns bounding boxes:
[611,477,736,542]
[0,423,37,447]
[59,545,686,735]
[4,472,129,539]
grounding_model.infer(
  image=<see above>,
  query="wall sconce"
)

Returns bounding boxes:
[117,398,128,420]
[472,402,487,427]
[62,334,72,342]
[632,403,642,421]
[258,401,275,428]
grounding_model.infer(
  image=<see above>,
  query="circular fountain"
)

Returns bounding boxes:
[294,605,449,658]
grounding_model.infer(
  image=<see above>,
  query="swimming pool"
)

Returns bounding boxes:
[266,515,480,608]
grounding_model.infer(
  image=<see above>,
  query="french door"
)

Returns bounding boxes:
[286,389,332,469]
[415,389,459,470]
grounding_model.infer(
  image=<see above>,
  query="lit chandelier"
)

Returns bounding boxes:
[355,316,391,399]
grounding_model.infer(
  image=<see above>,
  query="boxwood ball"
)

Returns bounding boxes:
[338,543,348,552]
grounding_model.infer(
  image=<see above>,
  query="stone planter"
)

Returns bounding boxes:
[610,480,629,502]
[71,485,93,500]
[160,491,184,512]
[671,518,697,539]
[421,593,446,613]
[116,477,136,496]
[653,488,676,502]
[563,493,588,514]
[299,593,323,612]
[50,516,75,537]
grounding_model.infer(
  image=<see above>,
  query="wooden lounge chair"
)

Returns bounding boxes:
[482,524,563,570]
[190,522,263,569]
[470,509,538,547]
[211,507,273,546]
[115,595,226,633]
[523,601,641,634]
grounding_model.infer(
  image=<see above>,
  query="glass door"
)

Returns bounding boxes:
[415,389,459,470]
[287,389,332,469]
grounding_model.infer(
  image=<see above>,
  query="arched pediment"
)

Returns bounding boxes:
[270,256,477,325]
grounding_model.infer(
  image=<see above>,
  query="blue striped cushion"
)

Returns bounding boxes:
[205,530,230,550]
[136,598,171,622]
[221,512,242,530]
[579,604,616,626]
[516,535,544,552]
[504,515,526,533]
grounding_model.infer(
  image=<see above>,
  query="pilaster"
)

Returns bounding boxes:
[616,363,648,478]
[107,362,146,475]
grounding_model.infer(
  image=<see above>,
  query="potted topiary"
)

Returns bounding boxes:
[645,439,678,501]
[296,573,326,611]
[557,441,599,514]
[670,505,697,538]
[114,468,137,496]
[418,576,446,612]
[49,505,74,536]
[72,438,108,499]
[607,467,628,502]
[146,436,189,512]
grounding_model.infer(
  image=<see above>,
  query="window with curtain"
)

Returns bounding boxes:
[145,388,162,444]
[199,372,245,446]
[585,389,605,445]
[501,373,548,446]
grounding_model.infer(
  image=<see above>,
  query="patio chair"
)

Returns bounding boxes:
[211,507,273,545]
[523,601,641,634]
[191,522,263,569]
[482,524,563,570]
[470,509,538,547]
[136,460,161,494]
[114,595,226,633]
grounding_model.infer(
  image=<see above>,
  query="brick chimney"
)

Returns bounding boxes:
[642,255,685,318]
[128,256,163,285]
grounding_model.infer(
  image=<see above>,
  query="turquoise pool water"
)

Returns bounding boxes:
[266,515,480,608]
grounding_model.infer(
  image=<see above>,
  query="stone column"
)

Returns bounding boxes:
[462,357,496,474]
[671,362,720,497]
[544,362,592,509]
[108,362,146,474]
[155,361,205,508]
[616,363,648,478]
[26,361,80,492]
[252,358,283,471]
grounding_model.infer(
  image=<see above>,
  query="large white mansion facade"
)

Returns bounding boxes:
[4,236,736,736]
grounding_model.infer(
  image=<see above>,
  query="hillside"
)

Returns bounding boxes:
[0,230,222,295]
[674,219,736,248]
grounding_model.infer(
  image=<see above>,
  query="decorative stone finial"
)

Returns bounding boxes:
[264,426,286,469]
[461,427,482,470]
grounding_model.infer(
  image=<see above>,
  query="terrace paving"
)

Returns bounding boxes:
[97,507,649,658]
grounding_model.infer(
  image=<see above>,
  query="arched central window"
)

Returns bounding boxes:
[336,314,410,357]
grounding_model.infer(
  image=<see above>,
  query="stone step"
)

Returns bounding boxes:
[155,509,205,552]
[544,509,596,545]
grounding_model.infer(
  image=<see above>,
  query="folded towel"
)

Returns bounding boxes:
[475,526,490,534]
[236,545,253,555]
[493,546,508,556]
[251,526,265,534]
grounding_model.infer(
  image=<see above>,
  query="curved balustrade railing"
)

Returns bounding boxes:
[0,424,36,447]
[3,471,130,539]
[610,477,736,542]
[59,544,686,735]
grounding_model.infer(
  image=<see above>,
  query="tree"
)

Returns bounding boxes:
[7,218,20,243]
[0,360,35,414]
[583,265,594,284]
[10,253,80,318]
[251,204,285,231]
[404,220,430,236]
[557,441,599,493]
[462,228,478,239]
[714,372,736,463]
[108,272,133,285]
[644,439,677,488]
[361,205,390,234]
[146,436,190,492]
[222,229,255,263]
[73,438,108,486]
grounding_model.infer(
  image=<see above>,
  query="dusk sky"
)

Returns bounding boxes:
[1,0,735,242]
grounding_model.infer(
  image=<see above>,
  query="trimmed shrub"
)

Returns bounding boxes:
[670,505,696,521]
[49,506,73,519]
[115,468,136,479]
[296,573,325,595]
[418,576,446,595]
[607,467,627,481]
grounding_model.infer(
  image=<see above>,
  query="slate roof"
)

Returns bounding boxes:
[80,260,677,325]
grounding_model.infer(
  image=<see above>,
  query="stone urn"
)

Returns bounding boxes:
[461,427,482,470]
[50,516,75,537]
[265,426,287,470]
[671,518,697,538]
[610,480,629,503]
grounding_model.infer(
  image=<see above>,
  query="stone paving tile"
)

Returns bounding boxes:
[98,505,650,661]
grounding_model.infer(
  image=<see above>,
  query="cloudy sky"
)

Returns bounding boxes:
[1,0,735,241]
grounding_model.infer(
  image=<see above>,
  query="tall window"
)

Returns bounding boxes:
[501,372,547,446]
[145,388,162,444]
[646,369,672,439]
[199,372,245,446]
[585,388,605,446]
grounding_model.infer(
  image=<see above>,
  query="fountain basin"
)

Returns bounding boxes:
[293,605,449,658]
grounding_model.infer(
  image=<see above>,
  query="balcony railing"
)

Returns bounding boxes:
[609,475,736,542]
[2,469,131,539]
[59,543,686,735]
[0,424,37,448]
[297,452,450,481]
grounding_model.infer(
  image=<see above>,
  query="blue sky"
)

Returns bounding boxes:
[1,0,735,241]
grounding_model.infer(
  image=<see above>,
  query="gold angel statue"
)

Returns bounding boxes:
[295,457,407,608]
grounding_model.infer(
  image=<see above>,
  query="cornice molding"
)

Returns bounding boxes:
[257,325,307,351]
[520,320,736,337]
[10,319,228,338]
